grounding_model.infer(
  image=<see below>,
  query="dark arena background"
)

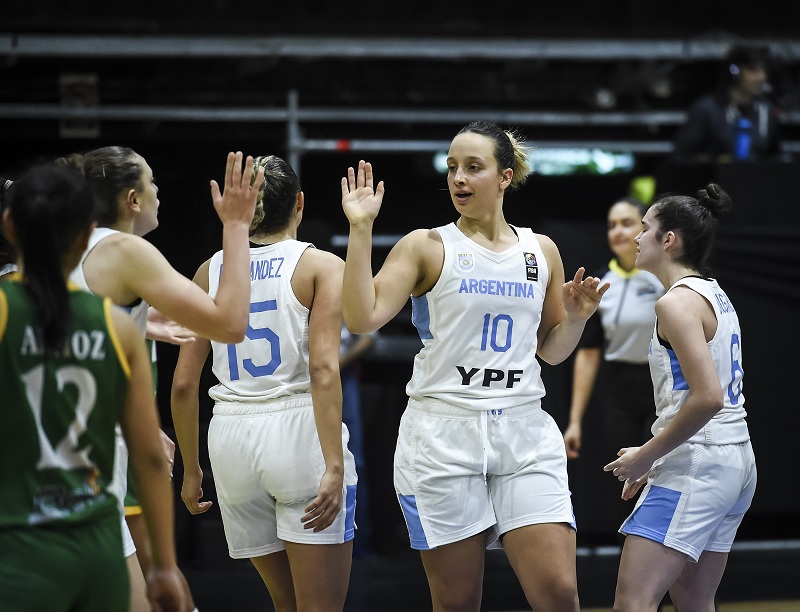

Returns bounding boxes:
[2,2,800,610]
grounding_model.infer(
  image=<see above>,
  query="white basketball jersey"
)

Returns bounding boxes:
[208,240,312,402]
[69,227,149,336]
[405,223,549,411]
[649,276,749,445]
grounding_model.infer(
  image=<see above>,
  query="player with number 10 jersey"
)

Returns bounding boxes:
[406,223,548,409]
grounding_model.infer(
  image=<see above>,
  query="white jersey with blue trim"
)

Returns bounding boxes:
[208,240,312,402]
[649,276,749,445]
[69,227,149,336]
[405,223,549,411]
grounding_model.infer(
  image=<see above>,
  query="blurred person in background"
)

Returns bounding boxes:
[672,44,784,163]
[563,197,663,538]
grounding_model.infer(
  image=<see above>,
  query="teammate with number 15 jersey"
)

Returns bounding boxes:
[207,240,312,401]
[171,155,357,612]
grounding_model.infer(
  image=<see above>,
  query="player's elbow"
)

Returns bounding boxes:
[537,348,568,367]
[215,320,247,344]
[343,313,376,336]
[309,360,339,388]
[171,377,196,404]
[704,395,725,419]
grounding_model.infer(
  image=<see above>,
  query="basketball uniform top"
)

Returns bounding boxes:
[579,260,663,364]
[0,275,128,527]
[649,276,749,445]
[207,240,312,402]
[70,227,149,335]
[406,223,549,411]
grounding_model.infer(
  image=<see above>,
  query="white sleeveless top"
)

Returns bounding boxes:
[406,223,549,411]
[69,227,149,336]
[208,240,312,402]
[649,276,749,445]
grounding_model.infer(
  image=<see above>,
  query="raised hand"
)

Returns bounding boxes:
[210,151,264,227]
[563,267,610,322]
[341,160,385,226]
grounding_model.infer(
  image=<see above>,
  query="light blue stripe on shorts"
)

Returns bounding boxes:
[621,484,682,544]
[398,494,430,550]
[345,484,357,541]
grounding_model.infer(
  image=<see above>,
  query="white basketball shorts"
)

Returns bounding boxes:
[208,394,358,559]
[620,440,756,561]
[394,397,575,550]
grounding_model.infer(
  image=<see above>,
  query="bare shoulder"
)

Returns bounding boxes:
[296,245,344,303]
[396,227,443,258]
[95,231,161,262]
[299,245,345,274]
[413,227,444,245]
[656,287,712,331]
[402,227,444,271]
[533,232,559,255]
[658,285,700,310]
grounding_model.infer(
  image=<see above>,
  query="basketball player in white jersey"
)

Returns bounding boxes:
[172,155,357,612]
[604,184,756,611]
[64,147,263,612]
[340,121,609,612]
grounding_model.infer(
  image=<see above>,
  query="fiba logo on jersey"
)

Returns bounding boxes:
[458,252,474,271]
[523,252,538,282]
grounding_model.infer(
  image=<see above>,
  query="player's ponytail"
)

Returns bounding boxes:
[6,164,96,355]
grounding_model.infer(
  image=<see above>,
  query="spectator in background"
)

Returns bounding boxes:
[672,45,784,163]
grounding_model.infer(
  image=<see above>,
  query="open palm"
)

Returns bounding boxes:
[341,160,385,225]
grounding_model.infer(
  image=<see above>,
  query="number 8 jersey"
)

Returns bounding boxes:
[648,276,750,445]
[208,241,313,402]
[406,223,549,411]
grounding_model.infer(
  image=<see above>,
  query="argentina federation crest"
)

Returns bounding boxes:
[458,252,474,271]
[523,252,538,281]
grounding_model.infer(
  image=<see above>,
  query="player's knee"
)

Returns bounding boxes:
[528,578,578,612]
[431,585,482,612]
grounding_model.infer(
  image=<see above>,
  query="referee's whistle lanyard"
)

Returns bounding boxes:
[480,409,504,484]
